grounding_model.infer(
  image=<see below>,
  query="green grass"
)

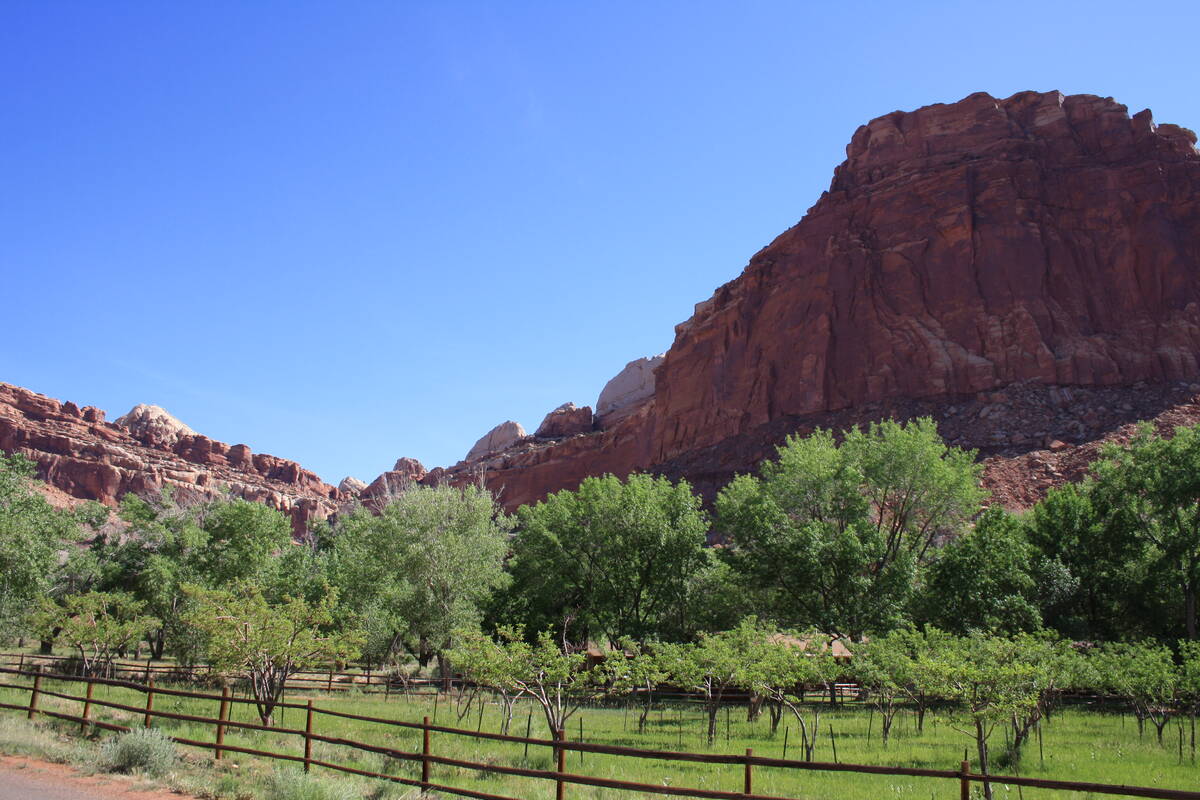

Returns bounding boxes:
[2,672,1198,800]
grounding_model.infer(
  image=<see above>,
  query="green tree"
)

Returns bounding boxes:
[717,418,983,636]
[596,638,669,734]
[1094,641,1177,743]
[0,454,77,637]
[183,583,362,725]
[1026,481,1142,640]
[331,483,510,674]
[852,630,920,745]
[657,618,773,745]
[741,624,840,758]
[198,497,293,587]
[34,591,159,676]
[919,508,1041,634]
[917,632,1044,800]
[449,626,589,736]
[1090,424,1200,639]
[505,473,709,646]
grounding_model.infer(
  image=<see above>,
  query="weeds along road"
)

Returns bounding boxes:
[0,755,193,800]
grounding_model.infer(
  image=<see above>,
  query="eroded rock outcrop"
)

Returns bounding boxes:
[0,383,340,535]
[114,403,197,447]
[465,421,527,461]
[596,355,663,427]
[535,403,594,438]
[431,90,1200,512]
[338,476,367,495]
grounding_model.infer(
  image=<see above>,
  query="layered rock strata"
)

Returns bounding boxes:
[424,90,1200,511]
[0,383,341,534]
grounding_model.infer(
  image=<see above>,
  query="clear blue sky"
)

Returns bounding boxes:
[3,1,1198,484]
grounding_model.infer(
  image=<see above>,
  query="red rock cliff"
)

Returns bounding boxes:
[0,383,341,534]
[434,90,1200,510]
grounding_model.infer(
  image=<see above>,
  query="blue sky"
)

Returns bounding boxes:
[3,1,1198,484]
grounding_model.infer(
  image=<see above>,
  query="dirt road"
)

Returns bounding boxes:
[0,754,195,800]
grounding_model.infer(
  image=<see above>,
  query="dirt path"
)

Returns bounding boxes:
[0,754,197,800]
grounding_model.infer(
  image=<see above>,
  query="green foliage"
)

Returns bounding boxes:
[198,496,293,586]
[919,507,1041,634]
[1090,423,1200,639]
[265,768,360,800]
[330,482,511,669]
[504,473,710,646]
[449,626,589,734]
[0,453,76,636]
[97,728,178,777]
[717,418,983,635]
[33,591,159,675]
[1093,641,1177,741]
[183,583,363,724]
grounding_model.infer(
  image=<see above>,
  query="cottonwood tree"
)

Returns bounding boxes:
[919,508,1042,634]
[1090,424,1200,639]
[34,591,159,676]
[183,584,362,725]
[504,473,710,647]
[331,483,510,675]
[717,418,983,636]
[1026,482,1140,641]
[0,454,77,636]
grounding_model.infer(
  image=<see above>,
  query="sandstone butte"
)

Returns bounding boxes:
[3,89,1199,526]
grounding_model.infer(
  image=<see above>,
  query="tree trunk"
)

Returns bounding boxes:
[707,700,720,745]
[747,693,764,722]
[975,719,993,800]
[769,701,783,736]
[1188,577,1198,640]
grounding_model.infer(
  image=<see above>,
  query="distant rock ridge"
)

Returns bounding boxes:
[0,383,341,535]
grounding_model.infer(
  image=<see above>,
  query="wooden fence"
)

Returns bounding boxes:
[1,666,1198,800]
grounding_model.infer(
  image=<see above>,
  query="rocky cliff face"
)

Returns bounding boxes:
[7,90,1199,520]
[0,383,342,534]
[426,90,1200,511]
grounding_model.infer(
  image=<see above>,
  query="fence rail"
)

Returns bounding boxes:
[0,665,1196,800]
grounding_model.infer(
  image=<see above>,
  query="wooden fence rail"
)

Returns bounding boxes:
[0,665,1197,800]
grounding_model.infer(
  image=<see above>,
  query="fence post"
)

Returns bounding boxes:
[144,659,152,684]
[304,700,314,773]
[744,748,753,795]
[421,716,431,792]
[80,680,95,733]
[327,668,334,692]
[144,678,155,728]
[959,759,971,800]
[555,728,566,800]
[27,668,42,719]
[215,686,230,760]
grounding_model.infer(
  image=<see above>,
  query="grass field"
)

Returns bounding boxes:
[3,667,1200,800]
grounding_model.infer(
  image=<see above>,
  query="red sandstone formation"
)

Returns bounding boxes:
[426,90,1200,511]
[6,90,1200,519]
[0,383,341,534]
